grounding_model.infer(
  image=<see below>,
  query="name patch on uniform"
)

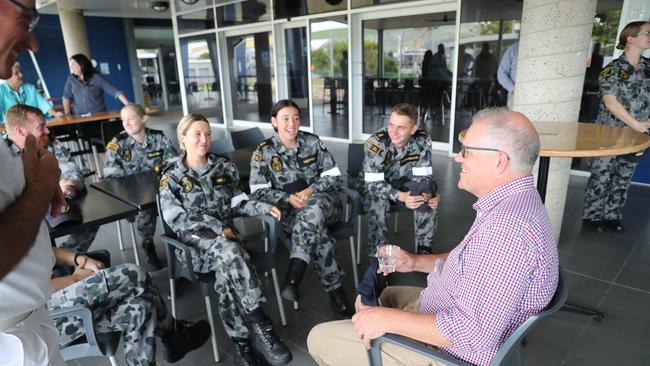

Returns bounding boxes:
[123,149,132,162]
[253,152,262,162]
[212,176,229,186]
[107,142,119,153]
[600,66,613,79]
[618,69,629,81]
[400,154,420,165]
[300,155,317,167]
[159,175,169,191]
[180,176,193,192]
[148,150,163,159]
[365,141,382,155]
[271,156,283,172]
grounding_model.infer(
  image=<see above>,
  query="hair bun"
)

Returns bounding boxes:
[615,43,625,50]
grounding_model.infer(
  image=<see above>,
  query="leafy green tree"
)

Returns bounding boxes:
[592,10,621,56]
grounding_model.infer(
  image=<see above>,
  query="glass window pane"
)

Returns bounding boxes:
[216,0,271,27]
[180,34,224,124]
[177,8,215,34]
[284,27,310,127]
[274,0,346,19]
[226,32,275,123]
[453,0,522,151]
[362,12,456,144]
[352,0,421,9]
[310,17,348,139]
[174,0,213,13]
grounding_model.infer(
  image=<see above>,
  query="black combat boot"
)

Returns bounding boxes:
[281,258,307,302]
[161,319,211,363]
[250,319,293,365]
[328,287,354,319]
[233,337,259,366]
[142,241,163,270]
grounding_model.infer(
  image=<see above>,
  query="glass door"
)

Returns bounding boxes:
[276,23,311,128]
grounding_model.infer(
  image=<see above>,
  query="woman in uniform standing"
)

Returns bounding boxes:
[582,21,650,233]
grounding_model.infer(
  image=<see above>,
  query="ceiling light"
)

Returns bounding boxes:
[151,1,169,12]
[180,0,200,4]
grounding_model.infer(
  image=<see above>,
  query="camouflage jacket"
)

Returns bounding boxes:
[359,128,434,201]
[597,54,650,127]
[249,131,343,207]
[159,153,273,242]
[1,133,83,183]
[104,128,177,179]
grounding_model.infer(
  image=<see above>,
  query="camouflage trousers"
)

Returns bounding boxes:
[60,227,99,252]
[582,155,638,221]
[184,236,264,338]
[47,263,170,366]
[362,195,438,257]
[282,192,344,292]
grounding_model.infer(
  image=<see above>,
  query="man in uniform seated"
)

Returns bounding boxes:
[353,103,440,257]
[3,104,98,251]
[308,108,559,366]
[48,247,210,365]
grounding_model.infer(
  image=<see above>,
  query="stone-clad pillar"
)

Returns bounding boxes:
[57,3,91,60]
[514,0,597,239]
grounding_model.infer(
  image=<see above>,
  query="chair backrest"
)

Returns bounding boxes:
[489,268,568,366]
[230,127,265,150]
[151,122,180,151]
[347,143,365,180]
[209,138,235,155]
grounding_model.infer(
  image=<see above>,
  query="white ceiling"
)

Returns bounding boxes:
[39,0,173,19]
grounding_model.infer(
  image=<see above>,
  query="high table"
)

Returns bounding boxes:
[460,121,650,321]
[48,188,141,263]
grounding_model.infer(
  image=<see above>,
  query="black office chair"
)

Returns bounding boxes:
[156,196,287,362]
[346,143,413,263]
[367,269,568,366]
[209,137,235,155]
[230,127,265,150]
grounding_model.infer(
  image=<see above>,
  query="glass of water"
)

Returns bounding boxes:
[377,244,401,273]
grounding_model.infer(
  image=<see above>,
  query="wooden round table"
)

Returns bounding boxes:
[459,122,650,202]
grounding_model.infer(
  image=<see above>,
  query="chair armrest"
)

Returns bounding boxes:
[49,306,99,348]
[340,186,359,225]
[368,334,471,366]
[252,214,279,253]
[160,234,199,282]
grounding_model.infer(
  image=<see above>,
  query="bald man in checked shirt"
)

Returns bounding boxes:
[307,107,559,366]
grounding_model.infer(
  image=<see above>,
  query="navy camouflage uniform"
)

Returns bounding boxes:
[48,263,169,366]
[1,134,98,251]
[249,132,345,292]
[353,128,438,256]
[582,55,650,221]
[159,153,271,339]
[104,128,178,246]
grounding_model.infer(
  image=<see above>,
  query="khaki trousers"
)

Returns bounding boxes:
[307,286,445,366]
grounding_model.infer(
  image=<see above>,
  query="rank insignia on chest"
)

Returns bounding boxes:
[271,156,283,172]
[383,152,393,166]
[400,154,420,165]
[123,149,132,162]
[181,176,193,192]
[365,141,382,155]
[618,69,629,81]
[107,142,119,153]
[148,150,163,159]
[159,175,168,191]
[212,176,228,185]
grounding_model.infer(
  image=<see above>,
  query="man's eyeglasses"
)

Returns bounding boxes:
[460,144,510,159]
[8,0,40,33]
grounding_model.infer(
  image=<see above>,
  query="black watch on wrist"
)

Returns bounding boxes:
[73,252,86,266]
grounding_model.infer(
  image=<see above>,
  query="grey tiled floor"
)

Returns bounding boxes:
[67,112,650,365]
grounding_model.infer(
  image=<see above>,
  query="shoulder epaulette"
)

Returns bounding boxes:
[147,128,163,135]
[256,138,272,150]
[160,160,175,174]
[114,131,129,141]
[208,152,231,161]
[373,130,391,145]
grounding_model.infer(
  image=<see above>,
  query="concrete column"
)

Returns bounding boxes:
[123,18,145,106]
[157,46,170,111]
[57,3,91,60]
[514,0,597,239]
